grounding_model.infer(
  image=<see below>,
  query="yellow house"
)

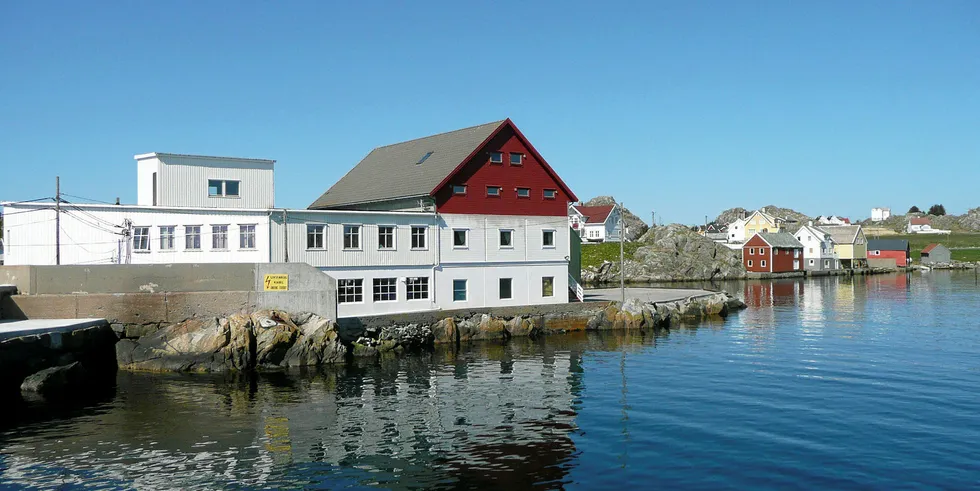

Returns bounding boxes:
[822,225,868,268]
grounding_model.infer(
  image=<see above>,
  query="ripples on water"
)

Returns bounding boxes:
[2,271,979,489]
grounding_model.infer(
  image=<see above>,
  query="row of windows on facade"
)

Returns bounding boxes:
[451,185,558,200]
[131,225,256,252]
[337,276,556,304]
[488,151,525,166]
[307,225,557,251]
[746,247,800,257]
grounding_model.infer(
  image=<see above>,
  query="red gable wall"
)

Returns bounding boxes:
[743,234,772,272]
[434,124,573,216]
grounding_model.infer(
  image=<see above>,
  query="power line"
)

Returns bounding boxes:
[60,192,117,206]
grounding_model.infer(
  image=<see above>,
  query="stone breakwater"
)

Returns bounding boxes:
[114,292,746,373]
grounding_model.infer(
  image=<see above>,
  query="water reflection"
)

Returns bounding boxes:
[0,333,674,490]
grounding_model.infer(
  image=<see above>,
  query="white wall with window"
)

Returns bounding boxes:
[323,266,436,317]
[136,153,275,209]
[435,264,568,310]
[0,202,270,265]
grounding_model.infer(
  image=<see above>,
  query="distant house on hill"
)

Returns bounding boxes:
[920,244,952,265]
[907,217,951,235]
[871,207,891,222]
[727,209,784,244]
[816,215,850,226]
[742,232,804,273]
[570,204,621,243]
[867,239,910,268]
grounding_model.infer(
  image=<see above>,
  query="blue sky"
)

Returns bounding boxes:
[2,1,977,224]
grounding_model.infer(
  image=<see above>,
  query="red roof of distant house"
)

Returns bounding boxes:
[576,205,615,224]
[841,218,851,224]
[911,217,931,225]
[922,243,940,254]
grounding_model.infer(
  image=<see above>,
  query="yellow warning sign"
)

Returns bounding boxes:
[263,274,289,291]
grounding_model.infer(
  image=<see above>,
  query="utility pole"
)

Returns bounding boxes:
[55,176,61,265]
[651,211,655,229]
[620,202,626,304]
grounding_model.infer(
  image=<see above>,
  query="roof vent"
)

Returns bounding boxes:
[417,151,434,165]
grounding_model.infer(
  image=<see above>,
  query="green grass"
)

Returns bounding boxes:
[952,249,980,262]
[868,233,980,261]
[581,242,642,269]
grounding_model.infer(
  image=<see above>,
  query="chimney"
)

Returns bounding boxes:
[808,220,813,226]
[115,197,120,205]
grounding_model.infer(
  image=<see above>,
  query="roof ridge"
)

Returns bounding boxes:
[371,120,507,151]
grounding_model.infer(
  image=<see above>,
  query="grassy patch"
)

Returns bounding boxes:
[952,249,980,262]
[871,233,980,260]
[581,242,642,269]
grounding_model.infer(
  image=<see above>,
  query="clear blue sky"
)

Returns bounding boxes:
[2,1,977,224]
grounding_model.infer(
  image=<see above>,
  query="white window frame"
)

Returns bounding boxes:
[133,226,150,252]
[407,277,429,300]
[489,151,503,164]
[453,279,467,302]
[307,224,326,250]
[509,152,523,165]
[809,259,814,265]
[542,229,556,248]
[748,260,754,267]
[486,186,502,197]
[212,225,229,250]
[378,225,396,250]
[373,278,397,302]
[239,224,257,250]
[343,224,361,250]
[761,260,767,268]
[453,228,468,248]
[452,185,467,196]
[499,229,514,249]
[499,277,513,300]
[208,179,241,198]
[411,226,428,250]
[185,225,202,250]
[542,276,555,297]
[543,189,557,199]
[159,226,175,251]
[338,279,364,304]
[516,187,530,198]
[749,248,755,255]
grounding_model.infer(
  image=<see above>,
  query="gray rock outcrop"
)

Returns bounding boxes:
[584,224,746,283]
[116,310,346,373]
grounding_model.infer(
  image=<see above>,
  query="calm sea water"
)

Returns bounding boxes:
[2,271,979,490]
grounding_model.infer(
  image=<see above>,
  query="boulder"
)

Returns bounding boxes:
[431,318,458,345]
[379,323,433,350]
[20,362,88,397]
[254,312,299,367]
[506,316,538,338]
[281,314,346,367]
[117,317,231,372]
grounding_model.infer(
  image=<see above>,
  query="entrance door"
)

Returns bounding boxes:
[793,260,800,270]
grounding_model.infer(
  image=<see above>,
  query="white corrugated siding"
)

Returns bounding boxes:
[158,155,274,209]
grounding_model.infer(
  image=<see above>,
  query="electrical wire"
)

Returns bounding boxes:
[60,193,118,206]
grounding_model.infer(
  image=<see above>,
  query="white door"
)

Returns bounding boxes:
[793,260,800,270]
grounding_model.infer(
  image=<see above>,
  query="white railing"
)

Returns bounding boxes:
[569,274,585,302]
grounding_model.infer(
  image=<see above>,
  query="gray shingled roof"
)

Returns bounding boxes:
[758,232,803,248]
[867,239,909,251]
[309,120,506,209]
[821,225,862,244]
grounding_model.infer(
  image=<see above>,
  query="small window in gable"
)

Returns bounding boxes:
[487,186,501,197]
[490,152,503,164]
[516,188,530,198]
[543,189,557,199]
[452,185,467,195]
[510,152,523,165]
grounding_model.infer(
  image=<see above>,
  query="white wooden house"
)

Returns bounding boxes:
[794,223,840,271]
[569,204,620,243]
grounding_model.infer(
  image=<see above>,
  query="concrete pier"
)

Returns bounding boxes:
[0,318,110,341]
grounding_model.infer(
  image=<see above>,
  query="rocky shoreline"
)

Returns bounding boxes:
[113,292,745,373]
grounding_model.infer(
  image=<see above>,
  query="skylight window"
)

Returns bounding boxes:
[417,151,434,165]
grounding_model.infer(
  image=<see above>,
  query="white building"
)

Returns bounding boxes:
[568,204,620,242]
[2,119,581,318]
[871,207,891,222]
[906,217,950,235]
[816,215,850,226]
[794,223,840,271]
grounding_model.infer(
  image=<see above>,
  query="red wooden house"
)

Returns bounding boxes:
[743,232,805,273]
[866,239,910,267]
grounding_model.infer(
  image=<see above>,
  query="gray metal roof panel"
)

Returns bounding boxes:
[309,120,506,209]
[758,232,804,248]
[867,239,909,251]
[821,225,861,244]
